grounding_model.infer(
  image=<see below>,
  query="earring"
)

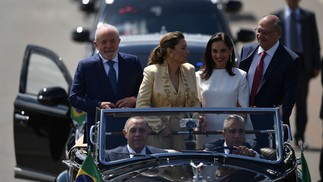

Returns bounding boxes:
[229,54,232,62]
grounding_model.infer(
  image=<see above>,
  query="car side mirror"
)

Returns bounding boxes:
[225,0,242,13]
[37,87,69,106]
[236,29,256,42]
[80,0,97,14]
[72,27,91,43]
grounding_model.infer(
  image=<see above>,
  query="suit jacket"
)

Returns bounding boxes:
[105,145,167,161]
[69,52,143,125]
[274,8,320,76]
[239,43,300,125]
[136,61,201,132]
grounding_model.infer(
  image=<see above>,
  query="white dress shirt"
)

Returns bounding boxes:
[283,6,303,51]
[247,42,279,93]
[127,145,146,158]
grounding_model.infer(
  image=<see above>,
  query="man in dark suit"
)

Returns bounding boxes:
[204,114,259,157]
[203,115,262,181]
[106,116,167,161]
[273,0,321,148]
[239,15,300,148]
[69,24,143,149]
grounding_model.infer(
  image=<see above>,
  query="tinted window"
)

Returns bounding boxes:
[119,43,204,70]
[100,0,228,36]
[26,53,68,95]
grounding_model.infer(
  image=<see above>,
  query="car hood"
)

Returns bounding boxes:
[99,152,288,181]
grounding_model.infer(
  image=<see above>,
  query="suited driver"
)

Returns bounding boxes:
[204,114,259,158]
[106,116,167,161]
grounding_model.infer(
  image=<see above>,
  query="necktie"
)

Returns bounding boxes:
[290,10,299,51]
[107,61,117,94]
[250,52,266,106]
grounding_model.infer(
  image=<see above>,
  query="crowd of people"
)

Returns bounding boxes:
[68,1,322,176]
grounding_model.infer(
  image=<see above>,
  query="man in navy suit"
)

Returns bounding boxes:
[203,115,262,181]
[69,24,143,148]
[273,0,321,148]
[239,15,300,148]
[105,116,167,161]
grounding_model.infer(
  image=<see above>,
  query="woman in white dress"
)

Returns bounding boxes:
[196,32,254,148]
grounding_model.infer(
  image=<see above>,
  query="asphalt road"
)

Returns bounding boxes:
[0,0,322,181]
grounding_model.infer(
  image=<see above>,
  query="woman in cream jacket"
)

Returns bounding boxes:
[136,31,201,150]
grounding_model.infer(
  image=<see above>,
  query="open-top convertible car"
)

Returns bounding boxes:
[56,107,302,181]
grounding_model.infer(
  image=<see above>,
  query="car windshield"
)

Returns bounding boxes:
[92,107,292,181]
[96,107,285,161]
[100,0,227,35]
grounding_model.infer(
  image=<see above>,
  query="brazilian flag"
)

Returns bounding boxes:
[75,150,103,182]
[70,107,86,126]
[301,150,311,182]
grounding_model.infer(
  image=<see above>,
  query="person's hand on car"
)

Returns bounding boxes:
[116,96,136,108]
[100,102,116,109]
[234,146,256,157]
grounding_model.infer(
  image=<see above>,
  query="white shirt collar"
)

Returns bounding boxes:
[127,145,146,158]
[258,41,279,58]
[223,141,230,154]
[99,53,119,64]
[284,6,300,17]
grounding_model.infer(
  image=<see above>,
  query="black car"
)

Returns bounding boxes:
[72,0,255,57]
[15,42,304,181]
[56,107,302,182]
[76,0,244,16]
[119,33,212,70]
[14,45,73,181]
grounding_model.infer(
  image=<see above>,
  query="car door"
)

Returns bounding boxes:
[14,45,72,181]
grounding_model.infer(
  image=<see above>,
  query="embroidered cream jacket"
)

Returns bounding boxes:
[136,61,201,133]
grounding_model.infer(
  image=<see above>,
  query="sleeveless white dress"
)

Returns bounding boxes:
[196,68,255,149]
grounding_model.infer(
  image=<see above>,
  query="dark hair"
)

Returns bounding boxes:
[223,114,245,130]
[147,31,185,65]
[200,32,236,80]
[124,116,149,131]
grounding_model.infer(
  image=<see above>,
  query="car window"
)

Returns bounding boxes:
[119,43,204,70]
[100,0,227,35]
[98,108,285,166]
[26,53,68,95]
